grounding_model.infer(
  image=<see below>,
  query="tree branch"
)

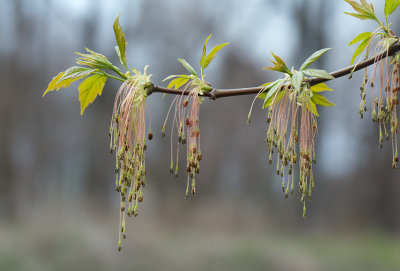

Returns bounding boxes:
[148,43,400,99]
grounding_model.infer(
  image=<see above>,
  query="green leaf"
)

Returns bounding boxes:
[264,65,291,74]
[203,42,229,69]
[311,93,336,107]
[262,79,284,108]
[271,52,287,67]
[78,74,107,115]
[344,12,375,20]
[266,52,291,74]
[310,83,332,93]
[114,46,125,66]
[307,101,319,117]
[162,75,180,82]
[167,77,189,89]
[200,34,212,68]
[385,0,400,16]
[291,71,304,92]
[344,0,379,22]
[43,71,81,97]
[300,48,331,71]
[257,82,273,99]
[302,69,334,80]
[348,32,372,46]
[385,0,393,18]
[113,14,127,66]
[178,58,198,77]
[76,48,114,70]
[351,35,371,64]
[263,88,288,108]
[59,66,95,81]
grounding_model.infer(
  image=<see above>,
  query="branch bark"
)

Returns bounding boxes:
[148,43,400,99]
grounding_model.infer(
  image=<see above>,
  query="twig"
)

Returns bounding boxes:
[148,43,400,99]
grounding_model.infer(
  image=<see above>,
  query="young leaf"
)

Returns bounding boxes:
[59,66,95,81]
[163,75,180,82]
[306,100,319,117]
[266,52,291,74]
[310,83,332,93]
[167,77,189,89]
[257,82,273,99]
[344,0,379,22]
[178,58,198,77]
[300,48,331,71]
[202,42,229,69]
[291,71,304,92]
[76,48,114,70]
[78,74,107,115]
[262,79,284,108]
[271,52,288,67]
[385,0,400,16]
[263,88,288,108]
[265,64,291,74]
[43,71,81,97]
[348,32,372,46]
[302,69,335,80]
[311,93,336,107]
[115,46,125,66]
[200,34,212,68]
[351,35,371,64]
[113,14,127,66]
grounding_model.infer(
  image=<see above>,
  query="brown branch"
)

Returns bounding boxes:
[148,43,400,99]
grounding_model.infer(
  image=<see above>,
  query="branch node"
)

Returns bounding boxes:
[209,88,217,100]
[146,84,154,96]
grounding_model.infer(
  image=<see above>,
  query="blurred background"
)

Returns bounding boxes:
[1,0,400,270]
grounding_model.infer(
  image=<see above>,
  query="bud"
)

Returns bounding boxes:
[302,207,307,218]
[148,131,153,140]
[118,241,122,251]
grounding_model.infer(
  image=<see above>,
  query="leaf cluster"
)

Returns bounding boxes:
[345,0,400,65]
[43,16,135,114]
[260,49,335,115]
[163,34,229,94]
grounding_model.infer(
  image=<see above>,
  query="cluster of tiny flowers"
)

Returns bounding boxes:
[109,69,152,251]
[266,86,317,217]
[359,45,399,169]
[162,84,202,198]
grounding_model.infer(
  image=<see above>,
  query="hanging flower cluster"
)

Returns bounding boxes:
[251,50,335,216]
[163,35,228,198]
[109,66,153,250]
[346,0,399,168]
